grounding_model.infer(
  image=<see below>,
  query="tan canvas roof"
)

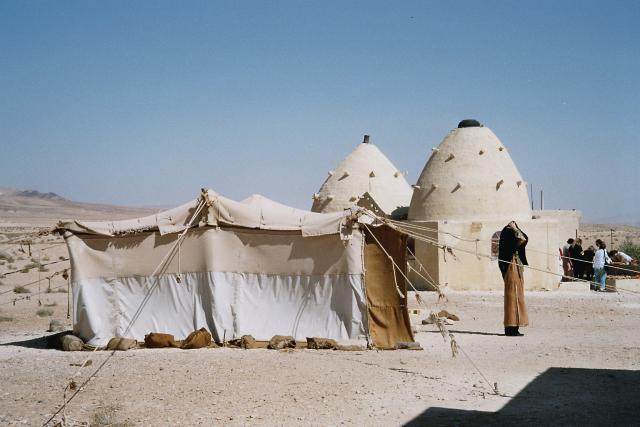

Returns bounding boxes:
[57,189,353,237]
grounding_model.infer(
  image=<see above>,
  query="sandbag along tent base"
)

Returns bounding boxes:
[56,189,414,350]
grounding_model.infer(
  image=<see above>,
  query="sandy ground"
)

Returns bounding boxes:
[1,222,639,426]
[1,285,639,426]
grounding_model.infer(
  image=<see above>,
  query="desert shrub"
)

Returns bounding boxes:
[56,288,68,293]
[91,404,131,427]
[59,256,66,261]
[20,267,31,273]
[7,264,15,270]
[44,302,57,307]
[42,256,50,261]
[36,308,54,317]
[620,240,640,261]
[14,286,31,294]
[0,254,14,263]
[38,266,49,272]
[16,256,24,261]
[0,316,13,322]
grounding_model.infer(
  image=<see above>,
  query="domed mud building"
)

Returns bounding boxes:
[407,120,580,290]
[311,135,412,219]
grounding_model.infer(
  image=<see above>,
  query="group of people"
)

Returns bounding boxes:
[561,238,594,281]
[561,238,636,291]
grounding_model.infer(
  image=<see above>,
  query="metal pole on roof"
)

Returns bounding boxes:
[530,184,534,210]
[540,190,544,210]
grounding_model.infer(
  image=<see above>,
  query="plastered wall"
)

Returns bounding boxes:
[409,218,560,291]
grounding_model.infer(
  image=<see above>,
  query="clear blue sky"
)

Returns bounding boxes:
[1,1,638,223]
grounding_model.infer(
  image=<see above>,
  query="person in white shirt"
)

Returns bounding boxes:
[593,239,612,292]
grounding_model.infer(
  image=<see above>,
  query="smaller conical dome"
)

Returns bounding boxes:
[311,136,412,215]
[409,123,531,221]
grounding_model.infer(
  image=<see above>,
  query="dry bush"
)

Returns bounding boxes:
[91,403,132,427]
[14,286,31,294]
[38,266,49,272]
[56,288,68,293]
[42,255,50,261]
[620,239,640,260]
[21,262,39,273]
[44,302,57,307]
[58,256,66,261]
[0,254,14,263]
[36,308,54,317]
[0,316,13,322]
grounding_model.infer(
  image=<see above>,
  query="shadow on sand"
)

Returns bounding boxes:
[405,367,640,426]
[0,331,72,349]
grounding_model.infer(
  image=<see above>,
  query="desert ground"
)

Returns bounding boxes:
[1,193,639,426]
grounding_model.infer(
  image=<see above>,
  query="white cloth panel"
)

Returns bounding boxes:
[73,272,367,346]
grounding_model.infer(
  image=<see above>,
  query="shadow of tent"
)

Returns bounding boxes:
[404,367,640,427]
[0,331,73,350]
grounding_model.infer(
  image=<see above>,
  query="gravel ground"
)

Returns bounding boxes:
[1,288,639,426]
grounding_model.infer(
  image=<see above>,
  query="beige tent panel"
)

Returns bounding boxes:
[67,227,364,282]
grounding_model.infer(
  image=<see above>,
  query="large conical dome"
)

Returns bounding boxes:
[408,122,531,221]
[311,136,412,215]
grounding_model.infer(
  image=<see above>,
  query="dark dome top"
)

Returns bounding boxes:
[457,119,482,128]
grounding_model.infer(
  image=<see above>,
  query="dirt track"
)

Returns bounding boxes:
[1,288,639,426]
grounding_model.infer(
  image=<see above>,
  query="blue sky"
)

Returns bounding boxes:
[1,1,638,223]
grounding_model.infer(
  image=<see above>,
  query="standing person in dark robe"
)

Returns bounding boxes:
[498,221,529,337]
[571,238,585,279]
[582,246,596,283]
[561,238,574,281]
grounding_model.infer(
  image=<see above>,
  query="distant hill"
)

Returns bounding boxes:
[0,187,158,225]
[584,213,640,227]
[15,189,67,201]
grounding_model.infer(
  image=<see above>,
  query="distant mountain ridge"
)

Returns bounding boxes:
[0,186,157,224]
[15,190,67,201]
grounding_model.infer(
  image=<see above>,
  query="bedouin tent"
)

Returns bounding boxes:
[56,189,414,349]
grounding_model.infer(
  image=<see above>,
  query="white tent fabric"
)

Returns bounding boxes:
[59,190,370,346]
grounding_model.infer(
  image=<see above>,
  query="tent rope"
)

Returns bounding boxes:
[0,258,70,277]
[0,269,67,297]
[390,258,404,298]
[385,218,640,276]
